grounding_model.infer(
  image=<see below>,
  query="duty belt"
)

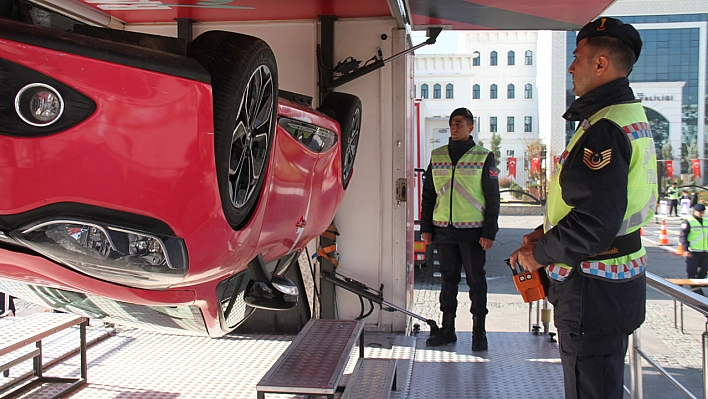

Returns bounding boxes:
[586,229,641,261]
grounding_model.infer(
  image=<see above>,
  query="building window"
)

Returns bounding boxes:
[473,84,480,99]
[490,117,497,133]
[507,116,515,132]
[490,51,497,66]
[508,51,515,66]
[524,116,533,132]
[525,83,533,99]
[446,84,454,99]
[473,51,480,66]
[490,84,498,99]
[525,50,533,65]
[506,149,514,157]
[433,83,441,99]
[507,84,515,99]
[421,84,428,99]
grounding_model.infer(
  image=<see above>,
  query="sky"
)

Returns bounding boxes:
[410,30,459,55]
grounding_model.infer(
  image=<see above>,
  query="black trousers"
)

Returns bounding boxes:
[559,332,629,399]
[669,199,678,216]
[436,241,488,316]
[686,251,708,279]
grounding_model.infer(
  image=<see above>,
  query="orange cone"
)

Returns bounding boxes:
[640,228,644,236]
[676,243,684,255]
[658,221,670,245]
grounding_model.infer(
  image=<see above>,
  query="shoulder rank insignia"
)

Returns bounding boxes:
[583,148,612,170]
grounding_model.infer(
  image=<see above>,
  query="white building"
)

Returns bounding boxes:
[414,30,544,187]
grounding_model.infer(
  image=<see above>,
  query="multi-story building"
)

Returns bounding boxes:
[415,0,708,188]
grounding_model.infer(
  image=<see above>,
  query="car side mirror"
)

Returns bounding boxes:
[245,274,299,311]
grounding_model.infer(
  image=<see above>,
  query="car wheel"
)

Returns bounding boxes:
[187,31,278,229]
[320,92,361,190]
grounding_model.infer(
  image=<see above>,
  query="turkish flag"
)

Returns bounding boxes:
[553,155,560,165]
[508,157,517,178]
[665,160,674,178]
[531,157,541,174]
[692,159,702,178]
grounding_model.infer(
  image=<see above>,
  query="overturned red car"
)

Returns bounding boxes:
[0,17,361,336]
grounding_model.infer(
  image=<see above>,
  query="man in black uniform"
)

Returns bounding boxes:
[420,107,500,351]
[510,18,657,399]
[679,203,708,295]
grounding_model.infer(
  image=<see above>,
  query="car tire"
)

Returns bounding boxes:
[320,92,362,190]
[187,31,278,229]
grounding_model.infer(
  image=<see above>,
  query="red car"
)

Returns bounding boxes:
[0,17,361,337]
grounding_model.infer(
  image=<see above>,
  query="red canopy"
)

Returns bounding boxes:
[68,0,613,30]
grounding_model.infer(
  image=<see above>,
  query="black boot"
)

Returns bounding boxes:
[472,314,488,351]
[426,312,457,346]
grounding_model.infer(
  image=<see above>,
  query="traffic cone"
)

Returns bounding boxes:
[658,221,670,245]
[676,243,684,255]
[640,228,644,236]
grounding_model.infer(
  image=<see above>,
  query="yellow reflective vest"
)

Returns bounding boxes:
[431,145,490,228]
[544,102,658,281]
[685,216,708,251]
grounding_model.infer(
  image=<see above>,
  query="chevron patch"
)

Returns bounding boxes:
[583,148,612,170]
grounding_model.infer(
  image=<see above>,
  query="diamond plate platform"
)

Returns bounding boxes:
[341,358,397,399]
[256,319,364,398]
[406,332,563,398]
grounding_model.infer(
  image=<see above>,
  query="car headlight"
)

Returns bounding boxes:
[11,219,188,289]
[15,83,64,127]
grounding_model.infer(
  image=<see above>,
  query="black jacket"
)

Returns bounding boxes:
[536,78,647,335]
[420,137,500,243]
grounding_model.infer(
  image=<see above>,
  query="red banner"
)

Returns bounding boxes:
[665,160,674,178]
[693,159,702,178]
[507,157,517,178]
[531,157,541,174]
[553,155,560,165]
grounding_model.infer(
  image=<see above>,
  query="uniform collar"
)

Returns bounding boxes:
[563,78,636,122]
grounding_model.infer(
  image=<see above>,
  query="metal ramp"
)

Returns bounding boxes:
[0,323,565,398]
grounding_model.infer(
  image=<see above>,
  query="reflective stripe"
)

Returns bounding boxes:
[579,255,646,280]
[433,181,452,212]
[451,221,483,228]
[453,181,485,214]
[616,193,657,236]
[456,162,484,169]
[623,122,652,140]
[546,264,571,281]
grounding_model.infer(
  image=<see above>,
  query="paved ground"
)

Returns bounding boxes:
[412,214,707,399]
[4,214,706,398]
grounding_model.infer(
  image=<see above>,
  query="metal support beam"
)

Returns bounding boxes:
[175,18,194,45]
[318,15,336,106]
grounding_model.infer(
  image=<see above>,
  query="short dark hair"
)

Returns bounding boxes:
[585,36,637,75]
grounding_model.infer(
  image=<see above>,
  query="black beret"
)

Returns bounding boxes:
[695,203,705,212]
[449,107,474,124]
[577,17,642,60]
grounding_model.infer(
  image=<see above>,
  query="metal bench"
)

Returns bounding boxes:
[0,313,88,399]
[666,278,708,332]
[341,358,397,399]
[256,319,364,399]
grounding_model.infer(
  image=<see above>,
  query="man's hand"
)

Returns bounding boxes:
[684,251,691,258]
[510,231,544,273]
[422,232,433,245]
[523,229,544,245]
[479,237,493,250]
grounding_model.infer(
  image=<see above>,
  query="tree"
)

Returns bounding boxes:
[490,132,502,162]
[684,139,699,183]
[661,141,672,162]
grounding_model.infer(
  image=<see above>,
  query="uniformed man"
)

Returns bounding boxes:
[510,17,657,399]
[668,182,679,216]
[679,203,708,295]
[420,107,500,351]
